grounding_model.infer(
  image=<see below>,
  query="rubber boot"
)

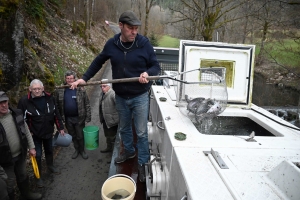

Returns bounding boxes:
[36,159,44,188]
[100,142,113,153]
[72,149,79,159]
[18,178,42,200]
[79,139,88,159]
[45,155,60,174]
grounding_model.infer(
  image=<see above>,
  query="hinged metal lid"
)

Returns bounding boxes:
[179,40,255,107]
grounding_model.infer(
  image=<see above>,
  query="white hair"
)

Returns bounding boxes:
[30,79,44,87]
[101,79,111,87]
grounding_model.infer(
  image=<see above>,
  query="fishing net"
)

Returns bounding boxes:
[176,67,228,123]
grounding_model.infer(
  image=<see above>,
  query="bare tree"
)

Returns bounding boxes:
[248,0,287,65]
[83,0,90,44]
[144,0,156,37]
[168,0,247,41]
[84,0,90,30]
[90,0,94,24]
[72,0,77,33]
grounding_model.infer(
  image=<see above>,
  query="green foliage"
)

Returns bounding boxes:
[0,0,19,18]
[47,37,96,85]
[149,32,159,47]
[52,56,65,85]
[76,21,86,38]
[158,35,180,48]
[48,0,64,7]
[256,39,300,68]
[88,44,99,54]
[24,0,46,26]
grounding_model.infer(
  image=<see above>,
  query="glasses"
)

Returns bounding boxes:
[32,88,42,91]
[101,85,107,88]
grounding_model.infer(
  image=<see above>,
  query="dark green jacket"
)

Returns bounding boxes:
[55,87,91,124]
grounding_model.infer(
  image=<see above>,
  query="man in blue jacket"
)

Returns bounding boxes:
[70,10,161,182]
[55,70,91,159]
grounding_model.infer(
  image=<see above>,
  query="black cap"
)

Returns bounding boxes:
[0,91,9,102]
[119,10,141,26]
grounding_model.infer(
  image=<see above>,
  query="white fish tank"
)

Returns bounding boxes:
[174,40,269,135]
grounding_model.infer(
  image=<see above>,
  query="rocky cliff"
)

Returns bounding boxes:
[0,2,111,106]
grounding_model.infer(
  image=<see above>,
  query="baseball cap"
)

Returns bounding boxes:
[119,10,141,26]
[0,91,9,102]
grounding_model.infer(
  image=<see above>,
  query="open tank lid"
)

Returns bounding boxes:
[179,40,255,107]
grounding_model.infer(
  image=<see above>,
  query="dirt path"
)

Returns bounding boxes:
[38,63,113,200]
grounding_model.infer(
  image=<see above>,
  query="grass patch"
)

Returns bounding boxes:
[158,35,180,48]
[256,39,300,68]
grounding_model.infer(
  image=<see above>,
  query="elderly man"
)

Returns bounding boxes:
[55,70,91,159]
[99,79,119,153]
[18,79,65,188]
[0,91,42,199]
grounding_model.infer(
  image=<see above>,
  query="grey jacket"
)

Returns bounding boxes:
[99,88,119,128]
[55,87,91,124]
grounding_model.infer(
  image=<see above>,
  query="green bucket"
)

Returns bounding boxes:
[83,126,99,150]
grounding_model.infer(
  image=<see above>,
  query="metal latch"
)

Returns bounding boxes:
[147,153,163,183]
[203,148,229,169]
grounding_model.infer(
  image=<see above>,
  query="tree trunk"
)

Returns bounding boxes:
[242,15,248,44]
[257,21,269,65]
[72,0,77,33]
[144,0,154,38]
[90,0,94,25]
[84,0,90,44]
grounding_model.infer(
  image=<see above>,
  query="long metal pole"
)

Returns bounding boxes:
[55,75,166,89]
[55,75,221,89]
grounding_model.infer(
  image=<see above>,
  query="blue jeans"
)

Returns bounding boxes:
[32,135,53,161]
[115,92,149,165]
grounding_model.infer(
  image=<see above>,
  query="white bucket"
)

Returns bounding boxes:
[101,174,136,200]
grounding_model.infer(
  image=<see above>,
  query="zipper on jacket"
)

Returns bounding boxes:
[47,103,50,113]
[124,51,127,60]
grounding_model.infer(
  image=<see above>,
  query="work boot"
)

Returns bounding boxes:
[114,151,136,164]
[80,151,88,159]
[100,143,113,153]
[36,159,44,188]
[138,164,146,182]
[46,155,60,174]
[72,150,79,159]
[18,178,42,200]
[36,178,44,188]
